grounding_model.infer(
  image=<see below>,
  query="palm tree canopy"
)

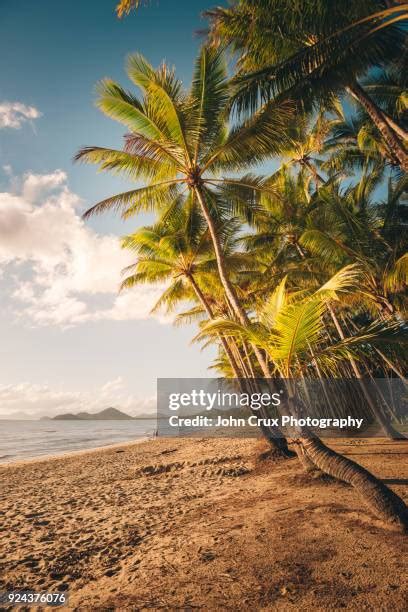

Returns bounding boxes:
[76,47,294,224]
[206,1,407,113]
[197,264,407,377]
[121,202,250,315]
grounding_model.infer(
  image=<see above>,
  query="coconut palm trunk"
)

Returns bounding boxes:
[199,265,408,526]
[194,185,273,379]
[347,81,408,172]
[374,348,408,383]
[282,376,408,528]
[301,158,324,192]
[301,435,408,530]
[188,273,243,379]
[381,110,408,143]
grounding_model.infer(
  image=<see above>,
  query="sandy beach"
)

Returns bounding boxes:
[1,437,408,610]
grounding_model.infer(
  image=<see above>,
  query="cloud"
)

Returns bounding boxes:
[0,101,42,129]
[22,169,67,202]
[0,170,168,326]
[0,378,156,418]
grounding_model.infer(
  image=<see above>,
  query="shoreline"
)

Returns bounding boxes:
[0,436,151,468]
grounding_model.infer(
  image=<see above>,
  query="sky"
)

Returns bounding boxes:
[0,0,225,418]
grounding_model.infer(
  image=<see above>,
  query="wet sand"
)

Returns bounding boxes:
[1,437,407,610]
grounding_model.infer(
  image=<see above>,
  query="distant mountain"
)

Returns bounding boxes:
[52,407,134,421]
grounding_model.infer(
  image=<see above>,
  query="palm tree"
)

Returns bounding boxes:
[120,206,246,380]
[362,63,408,142]
[276,113,334,188]
[300,175,408,318]
[322,116,395,177]
[198,266,408,529]
[293,175,408,436]
[322,75,408,177]
[121,206,292,452]
[75,40,408,525]
[235,168,407,439]
[206,0,408,171]
[75,47,294,381]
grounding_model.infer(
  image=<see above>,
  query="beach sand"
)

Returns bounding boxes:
[1,437,407,610]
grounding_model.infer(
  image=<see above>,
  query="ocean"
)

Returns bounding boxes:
[0,419,157,463]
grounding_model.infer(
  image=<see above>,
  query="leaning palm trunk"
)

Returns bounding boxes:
[381,110,408,143]
[347,81,408,172]
[301,435,408,530]
[198,263,408,526]
[194,186,295,456]
[283,391,408,528]
[374,347,408,384]
[194,186,273,379]
[188,273,243,379]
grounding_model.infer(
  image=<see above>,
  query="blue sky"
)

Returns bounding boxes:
[0,0,226,418]
[0,0,214,214]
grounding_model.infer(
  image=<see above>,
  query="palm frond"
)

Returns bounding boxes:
[150,278,189,314]
[230,5,406,113]
[74,146,176,182]
[259,276,287,328]
[384,253,408,292]
[203,98,294,171]
[126,54,192,160]
[315,263,362,301]
[96,79,163,139]
[82,181,182,219]
[269,296,326,373]
[190,46,229,160]
[300,229,356,266]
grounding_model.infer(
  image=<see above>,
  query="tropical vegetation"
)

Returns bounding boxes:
[81,1,408,529]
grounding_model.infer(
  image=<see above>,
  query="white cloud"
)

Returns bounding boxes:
[0,378,156,418]
[22,169,67,203]
[0,101,41,129]
[0,170,169,326]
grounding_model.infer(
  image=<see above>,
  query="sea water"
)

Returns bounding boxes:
[0,419,156,463]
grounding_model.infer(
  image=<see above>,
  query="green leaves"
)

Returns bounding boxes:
[198,263,373,377]
[82,181,182,219]
[300,229,352,266]
[126,54,191,160]
[384,253,408,292]
[190,46,230,160]
[204,98,294,171]
[96,79,163,139]
[211,1,406,125]
[270,295,326,374]
[259,277,287,328]
[79,49,296,227]
[74,146,176,182]
[315,263,361,301]
[75,37,407,383]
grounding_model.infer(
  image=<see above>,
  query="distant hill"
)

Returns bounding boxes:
[52,407,134,421]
